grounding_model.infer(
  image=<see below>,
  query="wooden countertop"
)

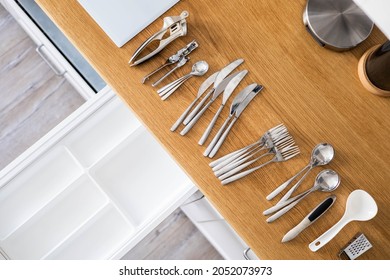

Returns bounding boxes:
[36,0,389,259]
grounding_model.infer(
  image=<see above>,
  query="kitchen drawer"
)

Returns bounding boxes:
[1,0,102,99]
[0,89,196,259]
[181,192,259,260]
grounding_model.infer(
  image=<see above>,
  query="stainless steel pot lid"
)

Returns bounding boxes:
[303,0,374,51]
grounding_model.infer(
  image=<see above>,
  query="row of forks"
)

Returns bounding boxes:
[210,124,300,185]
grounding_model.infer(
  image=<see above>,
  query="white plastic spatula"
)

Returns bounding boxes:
[309,190,378,252]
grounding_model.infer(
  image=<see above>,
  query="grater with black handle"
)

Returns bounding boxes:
[338,233,373,260]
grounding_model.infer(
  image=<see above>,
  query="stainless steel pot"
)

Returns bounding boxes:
[303,0,374,51]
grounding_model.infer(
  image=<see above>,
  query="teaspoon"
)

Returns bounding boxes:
[267,143,335,202]
[157,61,209,100]
[264,169,340,222]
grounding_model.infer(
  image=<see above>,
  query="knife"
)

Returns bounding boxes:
[282,195,336,243]
[207,84,263,158]
[183,58,244,125]
[180,71,244,136]
[171,71,219,132]
[198,70,248,145]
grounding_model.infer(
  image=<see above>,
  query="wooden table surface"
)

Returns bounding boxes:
[36,0,389,259]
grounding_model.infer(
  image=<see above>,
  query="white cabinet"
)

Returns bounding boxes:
[0,89,196,259]
[181,192,259,260]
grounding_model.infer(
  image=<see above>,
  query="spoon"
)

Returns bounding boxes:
[157,61,209,100]
[309,189,378,252]
[264,169,340,222]
[267,143,335,202]
[152,56,189,87]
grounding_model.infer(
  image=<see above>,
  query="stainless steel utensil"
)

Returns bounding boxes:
[180,71,244,135]
[205,84,263,158]
[182,58,244,125]
[264,169,340,222]
[198,70,248,145]
[338,233,373,260]
[209,124,288,169]
[152,56,190,87]
[267,143,335,202]
[129,11,189,66]
[157,61,209,100]
[171,71,219,132]
[282,195,336,242]
[309,189,378,252]
[142,40,198,84]
[216,135,295,178]
[221,146,300,185]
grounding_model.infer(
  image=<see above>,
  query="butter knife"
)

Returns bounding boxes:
[282,195,336,243]
[183,58,244,125]
[198,70,248,145]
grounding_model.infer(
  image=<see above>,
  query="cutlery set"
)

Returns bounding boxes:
[129,10,379,255]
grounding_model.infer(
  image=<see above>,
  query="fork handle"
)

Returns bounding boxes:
[221,159,273,185]
[266,164,310,201]
[209,141,259,169]
[208,117,237,158]
[199,105,224,145]
[171,97,199,132]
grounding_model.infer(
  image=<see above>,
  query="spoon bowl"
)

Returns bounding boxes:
[192,61,209,76]
[315,169,340,192]
[311,143,335,166]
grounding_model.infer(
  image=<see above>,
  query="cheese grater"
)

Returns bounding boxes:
[338,233,373,260]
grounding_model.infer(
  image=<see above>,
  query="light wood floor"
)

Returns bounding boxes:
[0,4,222,260]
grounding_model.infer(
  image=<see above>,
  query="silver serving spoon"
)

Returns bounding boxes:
[264,169,340,222]
[267,143,335,202]
[157,61,209,100]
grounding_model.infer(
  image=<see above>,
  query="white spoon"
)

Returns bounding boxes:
[309,189,378,252]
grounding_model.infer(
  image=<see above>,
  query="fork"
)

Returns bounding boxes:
[215,135,295,177]
[209,124,288,170]
[220,146,300,185]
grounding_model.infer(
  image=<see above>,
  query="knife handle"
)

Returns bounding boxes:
[199,105,224,145]
[208,117,237,158]
[204,116,231,157]
[171,97,199,132]
[183,89,213,125]
[180,100,212,135]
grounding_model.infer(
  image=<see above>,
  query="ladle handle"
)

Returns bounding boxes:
[266,164,310,201]
[309,218,349,252]
[277,166,313,204]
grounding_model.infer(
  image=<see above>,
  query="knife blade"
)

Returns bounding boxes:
[197,71,219,98]
[213,58,244,88]
[198,70,248,145]
[234,84,263,117]
[183,58,244,125]
[222,70,248,105]
[282,195,336,243]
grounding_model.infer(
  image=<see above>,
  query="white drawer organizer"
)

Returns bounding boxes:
[0,89,196,259]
